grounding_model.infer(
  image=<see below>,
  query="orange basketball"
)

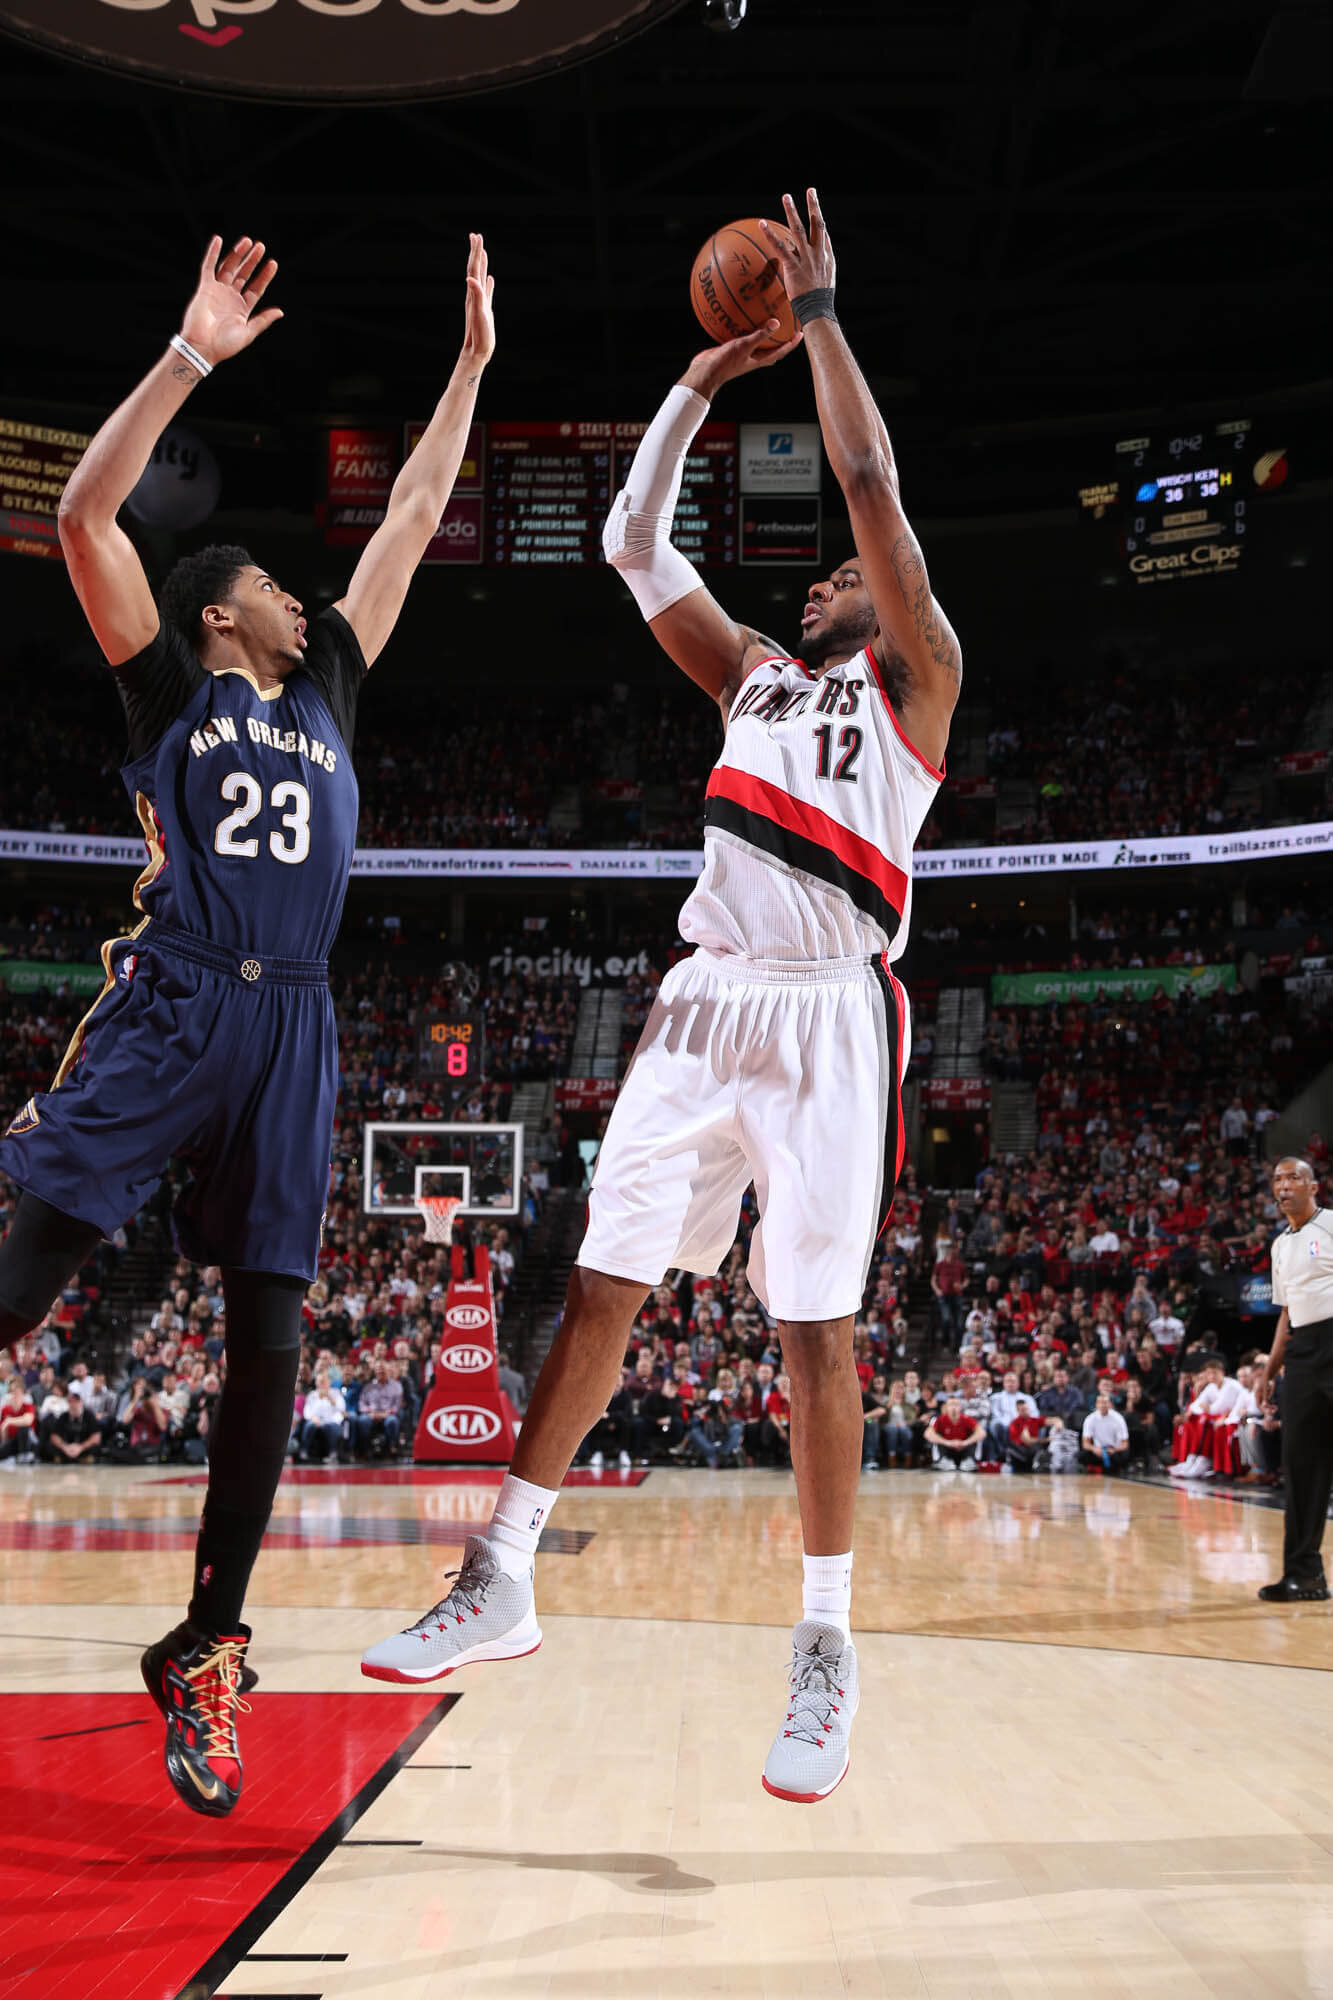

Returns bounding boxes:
[689,218,797,354]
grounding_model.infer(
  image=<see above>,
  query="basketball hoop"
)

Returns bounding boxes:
[419,1194,463,1245]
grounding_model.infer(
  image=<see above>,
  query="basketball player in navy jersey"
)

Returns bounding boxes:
[366,191,962,1805]
[0,230,495,1815]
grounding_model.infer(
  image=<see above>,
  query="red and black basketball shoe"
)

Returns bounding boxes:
[141,1620,252,1816]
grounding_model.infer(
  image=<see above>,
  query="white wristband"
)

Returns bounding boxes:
[601,382,710,622]
[170,333,213,379]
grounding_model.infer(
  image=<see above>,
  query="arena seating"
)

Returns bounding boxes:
[3,646,1327,848]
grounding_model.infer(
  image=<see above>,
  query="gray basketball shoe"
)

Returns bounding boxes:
[361,1534,542,1684]
[760,1620,860,1803]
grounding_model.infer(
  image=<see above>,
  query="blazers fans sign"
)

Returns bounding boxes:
[0,0,684,101]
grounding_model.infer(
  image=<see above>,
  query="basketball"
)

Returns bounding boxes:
[689,218,797,353]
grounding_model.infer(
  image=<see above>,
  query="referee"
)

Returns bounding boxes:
[1258,1157,1333,1602]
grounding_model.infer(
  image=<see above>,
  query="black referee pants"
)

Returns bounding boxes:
[1282,1316,1333,1581]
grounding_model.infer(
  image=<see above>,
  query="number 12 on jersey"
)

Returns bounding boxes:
[813,723,862,783]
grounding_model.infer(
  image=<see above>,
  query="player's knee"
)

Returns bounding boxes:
[779,1319,854,1381]
[565,1264,648,1335]
[220,1269,305,1353]
[0,1293,48,1350]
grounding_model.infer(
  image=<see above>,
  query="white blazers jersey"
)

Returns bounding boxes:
[679,647,943,962]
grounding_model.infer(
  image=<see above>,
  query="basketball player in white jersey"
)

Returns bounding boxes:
[364,190,960,1803]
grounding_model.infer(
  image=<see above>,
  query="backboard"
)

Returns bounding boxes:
[364,1122,522,1219]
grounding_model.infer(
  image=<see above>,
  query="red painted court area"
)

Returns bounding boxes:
[0,1690,451,2000]
[154,1465,647,1489]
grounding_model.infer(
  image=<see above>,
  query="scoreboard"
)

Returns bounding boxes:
[418,1009,484,1084]
[484,420,738,566]
[1078,419,1290,585]
[320,417,812,565]
[487,420,612,565]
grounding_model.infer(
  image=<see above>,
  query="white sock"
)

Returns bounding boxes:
[802,1550,853,1642]
[487,1473,560,1579]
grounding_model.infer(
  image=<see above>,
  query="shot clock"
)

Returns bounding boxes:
[418,1009,484,1085]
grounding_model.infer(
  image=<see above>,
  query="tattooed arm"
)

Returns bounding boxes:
[647,592,789,720]
[804,319,960,766]
[765,191,961,769]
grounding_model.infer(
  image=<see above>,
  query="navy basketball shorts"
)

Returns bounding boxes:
[0,921,337,1282]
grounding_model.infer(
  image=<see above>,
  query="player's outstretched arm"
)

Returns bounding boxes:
[58,235,281,666]
[335,234,494,669]
[602,325,801,713]
[763,190,962,770]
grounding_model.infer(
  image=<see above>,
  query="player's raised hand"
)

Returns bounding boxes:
[761,189,836,302]
[461,233,496,366]
[682,320,804,399]
[180,236,283,367]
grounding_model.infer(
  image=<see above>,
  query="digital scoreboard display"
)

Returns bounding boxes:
[418,1009,484,1084]
[0,416,93,560]
[1078,420,1290,585]
[325,417,772,567]
[487,421,613,566]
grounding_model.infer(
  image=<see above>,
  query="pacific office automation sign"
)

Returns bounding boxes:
[0,0,684,102]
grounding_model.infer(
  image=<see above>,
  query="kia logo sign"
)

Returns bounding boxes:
[425,1405,502,1444]
[441,1344,490,1373]
[446,1303,490,1332]
[0,1,686,102]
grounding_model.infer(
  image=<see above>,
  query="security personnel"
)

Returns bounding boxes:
[1259,1157,1333,1601]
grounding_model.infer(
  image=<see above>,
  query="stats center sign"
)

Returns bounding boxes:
[0,0,684,101]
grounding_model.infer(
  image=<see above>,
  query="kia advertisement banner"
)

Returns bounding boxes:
[0,1,687,103]
[414,1249,517,1464]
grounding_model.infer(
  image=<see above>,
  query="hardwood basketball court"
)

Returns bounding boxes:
[2,1462,1331,1998]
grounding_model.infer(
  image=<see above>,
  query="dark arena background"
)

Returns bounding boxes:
[0,4,1331,1996]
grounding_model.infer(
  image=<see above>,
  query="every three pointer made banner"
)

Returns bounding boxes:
[0,823,1328,880]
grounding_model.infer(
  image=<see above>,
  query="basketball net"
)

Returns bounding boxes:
[419,1194,463,1245]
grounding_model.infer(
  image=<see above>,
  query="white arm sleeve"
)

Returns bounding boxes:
[602,383,710,622]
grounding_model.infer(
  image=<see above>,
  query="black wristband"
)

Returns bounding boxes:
[792,287,838,328]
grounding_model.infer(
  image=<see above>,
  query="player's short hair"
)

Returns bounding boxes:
[158,543,256,644]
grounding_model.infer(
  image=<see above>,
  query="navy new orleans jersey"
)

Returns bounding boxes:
[0,609,366,1281]
[119,609,362,958]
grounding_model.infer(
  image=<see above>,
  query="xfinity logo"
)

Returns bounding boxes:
[0,0,678,102]
[425,1405,502,1444]
[446,1303,490,1331]
[441,1344,491,1373]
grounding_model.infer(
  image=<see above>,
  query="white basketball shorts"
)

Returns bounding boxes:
[578,949,910,1321]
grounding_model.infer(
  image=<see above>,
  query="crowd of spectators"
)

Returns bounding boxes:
[4,641,1325,850]
[0,1226,533,1469]
[0,661,724,850]
[919,649,1319,848]
[0,866,1327,1491]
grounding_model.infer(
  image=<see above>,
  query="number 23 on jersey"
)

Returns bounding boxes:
[213,771,312,864]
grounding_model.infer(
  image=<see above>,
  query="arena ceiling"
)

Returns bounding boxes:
[1,0,1329,451]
